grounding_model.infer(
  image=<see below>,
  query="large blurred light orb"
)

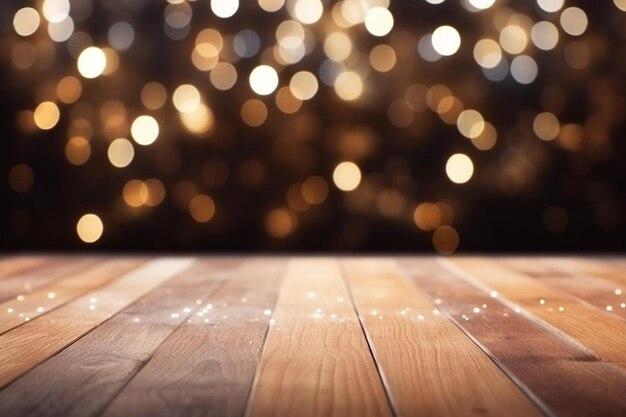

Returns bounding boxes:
[211,0,239,18]
[34,101,60,130]
[431,25,461,56]
[42,0,70,23]
[77,47,107,79]
[468,0,496,10]
[76,214,103,243]
[173,84,202,113]
[446,153,474,184]
[13,8,40,36]
[333,162,362,191]
[249,65,279,95]
[131,115,159,145]
[537,0,564,13]
[364,7,394,37]
[531,21,559,50]
[293,0,323,25]
[108,138,135,168]
[334,71,363,101]
[289,71,318,100]
[560,7,588,36]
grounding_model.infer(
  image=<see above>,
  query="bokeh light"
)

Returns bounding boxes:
[333,162,362,191]
[249,65,279,95]
[431,25,461,56]
[108,138,135,168]
[33,102,60,130]
[13,7,40,37]
[77,47,107,79]
[446,154,474,184]
[3,1,625,253]
[364,7,394,37]
[131,115,159,145]
[76,214,103,243]
[189,194,216,223]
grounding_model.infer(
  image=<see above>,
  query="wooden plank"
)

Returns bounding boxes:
[500,257,626,321]
[446,257,626,371]
[547,257,626,288]
[0,258,240,417]
[0,257,99,303]
[100,258,287,417]
[0,258,146,335]
[399,257,626,417]
[342,258,542,417]
[245,258,393,417]
[0,257,193,388]
[0,256,50,280]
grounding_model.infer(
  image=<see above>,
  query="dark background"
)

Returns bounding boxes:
[2,0,626,252]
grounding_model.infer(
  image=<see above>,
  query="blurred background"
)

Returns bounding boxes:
[2,0,626,253]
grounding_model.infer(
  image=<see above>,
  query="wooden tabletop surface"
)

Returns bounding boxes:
[0,256,625,417]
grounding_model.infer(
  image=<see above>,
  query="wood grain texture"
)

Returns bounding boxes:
[0,256,49,280]
[500,257,626,321]
[446,257,626,371]
[0,258,146,335]
[96,259,285,417]
[0,257,193,388]
[399,257,626,417]
[0,256,625,417]
[546,257,626,288]
[101,258,287,417]
[245,258,393,417]
[0,256,98,303]
[342,258,542,417]
[0,258,239,417]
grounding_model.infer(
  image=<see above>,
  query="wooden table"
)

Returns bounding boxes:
[0,256,625,417]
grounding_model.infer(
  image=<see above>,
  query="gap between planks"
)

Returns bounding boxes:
[341,258,542,417]
[0,258,193,388]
